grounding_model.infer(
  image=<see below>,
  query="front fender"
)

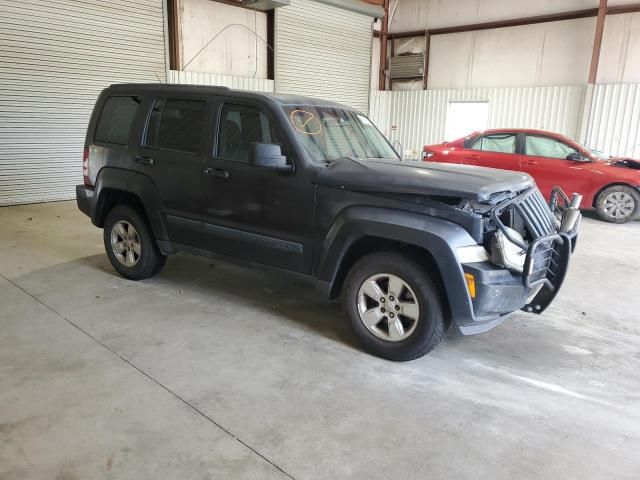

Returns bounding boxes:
[93,167,169,240]
[315,206,479,323]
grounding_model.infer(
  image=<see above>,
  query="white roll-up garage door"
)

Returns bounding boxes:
[0,0,167,206]
[275,0,374,113]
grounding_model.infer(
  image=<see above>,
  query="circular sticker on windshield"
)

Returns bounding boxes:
[290,110,323,135]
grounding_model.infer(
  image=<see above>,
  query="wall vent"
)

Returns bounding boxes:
[389,54,424,80]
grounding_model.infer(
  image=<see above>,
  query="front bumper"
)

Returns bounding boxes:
[457,188,582,334]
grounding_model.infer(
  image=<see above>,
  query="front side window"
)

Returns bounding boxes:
[217,104,279,162]
[145,98,206,154]
[95,96,142,145]
[525,135,578,159]
[284,106,398,163]
[471,134,517,154]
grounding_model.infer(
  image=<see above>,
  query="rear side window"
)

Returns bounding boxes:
[471,134,517,154]
[95,96,142,145]
[145,98,206,154]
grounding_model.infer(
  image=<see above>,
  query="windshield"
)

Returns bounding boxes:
[284,106,399,163]
[587,147,611,160]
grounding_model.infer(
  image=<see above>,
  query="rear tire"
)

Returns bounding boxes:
[595,185,640,223]
[103,205,166,280]
[343,252,445,361]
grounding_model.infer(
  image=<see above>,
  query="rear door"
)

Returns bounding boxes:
[463,132,521,171]
[520,134,593,200]
[133,95,210,247]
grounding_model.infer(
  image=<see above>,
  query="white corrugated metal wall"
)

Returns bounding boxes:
[369,85,588,159]
[370,84,640,160]
[167,70,274,92]
[0,0,167,206]
[583,83,640,159]
[275,0,373,112]
[3,0,638,206]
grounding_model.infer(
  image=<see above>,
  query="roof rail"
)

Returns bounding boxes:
[108,83,232,90]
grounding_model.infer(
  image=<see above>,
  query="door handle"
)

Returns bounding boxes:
[465,154,480,160]
[204,167,230,179]
[523,160,538,166]
[135,155,155,166]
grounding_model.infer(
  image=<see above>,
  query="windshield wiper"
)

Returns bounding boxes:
[319,156,360,167]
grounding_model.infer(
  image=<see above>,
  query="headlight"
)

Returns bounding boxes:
[421,150,435,160]
[457,245,490,263]
[490,228,526,273]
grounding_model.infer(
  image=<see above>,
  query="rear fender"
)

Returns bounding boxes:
[93,167,168,240]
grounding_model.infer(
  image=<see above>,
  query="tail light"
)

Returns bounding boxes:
[83,147,92,186]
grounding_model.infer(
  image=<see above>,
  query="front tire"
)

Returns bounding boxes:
[343,252,445,361]
[595,185,640,223]
[103,205,166,280]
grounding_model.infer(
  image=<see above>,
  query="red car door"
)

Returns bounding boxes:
[520,134,593,201]
[463,132,521,170]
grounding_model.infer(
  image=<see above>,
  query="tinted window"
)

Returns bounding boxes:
[95,96,142,145]
[145,98,206,154]
[218,104,279,162]
[471,134,517,154]
[526,135,577,159]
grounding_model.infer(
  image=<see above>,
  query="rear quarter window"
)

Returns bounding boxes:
[94,96,142,145]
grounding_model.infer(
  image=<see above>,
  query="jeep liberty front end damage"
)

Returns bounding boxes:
[77,84,581,360]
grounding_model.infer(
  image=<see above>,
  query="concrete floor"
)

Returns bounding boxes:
[1,201,639,480]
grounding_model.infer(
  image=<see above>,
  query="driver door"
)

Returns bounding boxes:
[201,98,314,273]
[520,134,593,201]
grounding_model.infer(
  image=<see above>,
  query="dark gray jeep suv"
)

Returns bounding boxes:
[76,84,582,361]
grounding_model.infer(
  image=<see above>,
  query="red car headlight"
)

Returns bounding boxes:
[422,150,435,161]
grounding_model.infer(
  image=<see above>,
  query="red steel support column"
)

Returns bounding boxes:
[378,0,390,90]
[589,0,607,84]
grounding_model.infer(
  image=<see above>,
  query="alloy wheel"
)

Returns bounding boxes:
[603,191,635,220]
[356,273,420,342]
[110,221,141,267]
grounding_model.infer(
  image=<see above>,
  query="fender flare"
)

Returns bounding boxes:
[315,206,479,323]
[93,167,169,240]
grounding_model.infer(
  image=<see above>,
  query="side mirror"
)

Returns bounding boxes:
[249,143,293,172]
[567,152,589,162]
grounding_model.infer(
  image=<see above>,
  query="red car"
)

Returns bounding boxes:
[423,129,640,223]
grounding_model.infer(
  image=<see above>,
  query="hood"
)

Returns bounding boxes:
[315,158,534,202]
[603,157,640,170]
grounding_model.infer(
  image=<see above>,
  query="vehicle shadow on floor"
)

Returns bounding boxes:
[581,209,640,223]
[14,250,503,360]
[76,252,362,351]
[69,252,474,355]
[14,251,605,373]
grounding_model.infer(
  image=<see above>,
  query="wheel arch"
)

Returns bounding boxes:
[93,167,169,240]
[316,206,478,325]
[329,236,452,325]
[95,188,144,227]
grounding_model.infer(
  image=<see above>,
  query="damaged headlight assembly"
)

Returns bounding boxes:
[456,227,527,273]
[489,227,527,273]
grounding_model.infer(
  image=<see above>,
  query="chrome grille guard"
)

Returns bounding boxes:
[490,187,582,313]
